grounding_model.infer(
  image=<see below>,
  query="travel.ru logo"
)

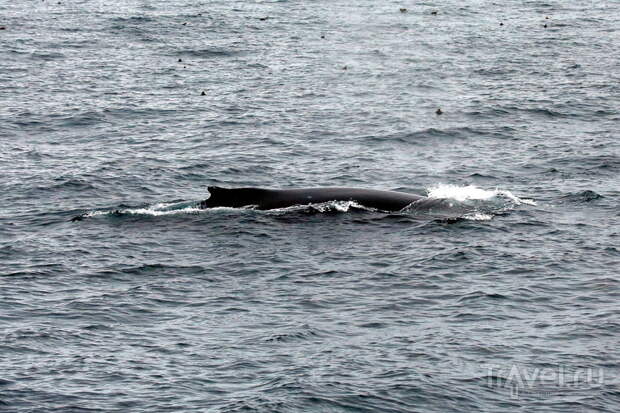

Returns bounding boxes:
[486,364,605,399]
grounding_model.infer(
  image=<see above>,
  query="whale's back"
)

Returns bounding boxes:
[200,186,427,211]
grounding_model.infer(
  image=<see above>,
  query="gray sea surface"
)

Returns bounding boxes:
[1,0,619,412]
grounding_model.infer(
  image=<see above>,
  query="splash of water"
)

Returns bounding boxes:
[426,184,536,205]
[307,200,371,213]
[83,202,202,218]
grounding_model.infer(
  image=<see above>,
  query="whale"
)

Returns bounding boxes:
[200,186,442,212]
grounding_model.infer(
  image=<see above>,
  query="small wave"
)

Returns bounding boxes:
[462,212,494,221]
[304,200,374,213]
[263,324,326,343]
[76,201,202,220]
[379,127,475,144]
[126,201,200,214]
[177,48,242,58]
[238,200,376,215]
[30,51,66,61]
[41,178,97,192]
[561,190,603,203]
[109,16,155,23]
[426,184,536,206]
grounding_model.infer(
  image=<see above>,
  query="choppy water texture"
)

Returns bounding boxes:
[1,0,619,412]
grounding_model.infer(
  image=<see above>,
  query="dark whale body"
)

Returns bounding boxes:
[200,186,439,211]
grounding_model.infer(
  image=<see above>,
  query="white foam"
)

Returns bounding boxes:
[120,206,202,216]
[462,212,494,221]
[426,184,536,205]
[313,200,371,213]
[83,210,109,218]
[267,200,373,213]
[84,202,203,218]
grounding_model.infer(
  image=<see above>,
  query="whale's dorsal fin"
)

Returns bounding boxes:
[206,186,233,204]
[202,186,266,208]
[207,185,227,195]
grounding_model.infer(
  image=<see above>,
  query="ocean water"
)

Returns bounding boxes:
[1,0,619,411]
